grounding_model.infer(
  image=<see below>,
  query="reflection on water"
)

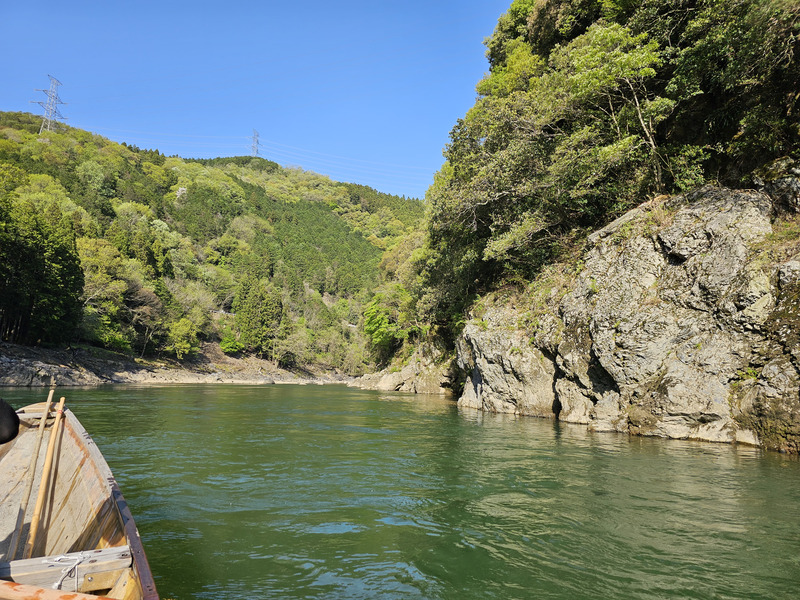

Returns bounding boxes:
[4,385,800,600]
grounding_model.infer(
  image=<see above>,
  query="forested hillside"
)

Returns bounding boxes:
[0,111,423,374]
[364,0,800,362]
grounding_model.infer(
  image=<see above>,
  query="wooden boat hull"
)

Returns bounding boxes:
[0,401,158,600]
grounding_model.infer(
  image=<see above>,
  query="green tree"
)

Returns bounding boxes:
[0,196,83,343]
[363,284,417,364]
[77,237,130,350]
[165,317,199,359]
[233,275,284,357]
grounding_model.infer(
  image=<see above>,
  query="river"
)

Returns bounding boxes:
[4,384,800,599]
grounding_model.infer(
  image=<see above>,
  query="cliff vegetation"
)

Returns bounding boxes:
[366,0,799,344]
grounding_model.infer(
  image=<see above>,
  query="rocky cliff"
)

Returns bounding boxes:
[357,170,800,453]
[457,181,800,453]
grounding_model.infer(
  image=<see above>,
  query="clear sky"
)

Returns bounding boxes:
[1,0,512,200]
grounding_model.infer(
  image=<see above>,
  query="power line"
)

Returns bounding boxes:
[85,126,437,195]
[31,75,67,133]
[91,126,434,171]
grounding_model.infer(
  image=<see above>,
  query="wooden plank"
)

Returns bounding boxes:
[0,580,115,600]
[107,568,141,600]
[75,568,128,595]
[0,546,132,594]
[21,408,126,559]
[0,423,44,559]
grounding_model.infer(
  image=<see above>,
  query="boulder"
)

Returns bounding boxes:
[350,344,456,395]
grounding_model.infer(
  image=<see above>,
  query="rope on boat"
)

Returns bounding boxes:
[43,551,87,591]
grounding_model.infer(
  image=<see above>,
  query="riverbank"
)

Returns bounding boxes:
[0,341,353,387]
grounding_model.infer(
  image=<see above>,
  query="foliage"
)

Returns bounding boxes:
[220,333,245,355]
[0,186,83,344]
[415,0,800,332]
[0,112,421,374]
[187,155,280,173]
[363,284,419,364]
[165,317,199,359]
[76,238,129,349]
[232,276,284,357]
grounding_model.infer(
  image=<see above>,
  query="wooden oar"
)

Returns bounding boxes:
[23,396,66,560]
[5,390,54,561]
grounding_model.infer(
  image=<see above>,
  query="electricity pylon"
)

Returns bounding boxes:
[32,75,66,133]
[251,129,261,157]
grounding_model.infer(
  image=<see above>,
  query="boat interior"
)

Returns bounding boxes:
[0,399,156,599]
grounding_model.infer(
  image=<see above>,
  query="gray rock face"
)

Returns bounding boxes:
[754,157,800,214]
[455,186,800,452]
[457,320,557,417]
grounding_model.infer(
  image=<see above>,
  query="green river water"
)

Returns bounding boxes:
[4,384,800,599]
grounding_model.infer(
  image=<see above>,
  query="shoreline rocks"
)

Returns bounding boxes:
[348,342,457,395]
[0,342,352,388]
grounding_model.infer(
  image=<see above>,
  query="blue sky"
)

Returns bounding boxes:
[1,0,512,199]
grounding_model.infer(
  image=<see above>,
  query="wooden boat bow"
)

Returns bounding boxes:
[0,399,158,600]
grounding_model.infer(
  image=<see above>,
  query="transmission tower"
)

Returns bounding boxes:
[32,75,67,133]
[251,129,261,157]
